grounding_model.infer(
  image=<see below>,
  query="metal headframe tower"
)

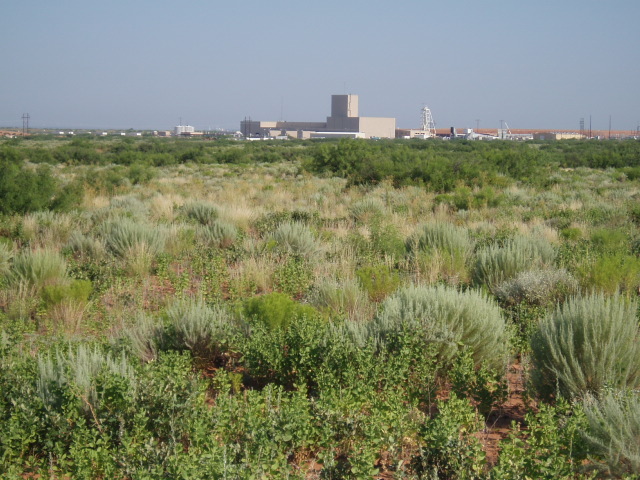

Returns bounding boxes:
[22,113,30,136]
[421,106,436,137]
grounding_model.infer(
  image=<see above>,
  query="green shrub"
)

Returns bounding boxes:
[531,293,640,399]
[494,268,578,306]
[473,235,556,293]
[244,292,317,331]
[372,284,509,371]
[270,221,320,259]
[273,256,314,298]
[581,391,640,477]
[577,253,640,295]
[491,399,589,479]
[42,279,92,306]
[412,393,485,478]
[181,201,219,226]
[9,249,67,289]
[355,264,401,302]
[590,227,628,253]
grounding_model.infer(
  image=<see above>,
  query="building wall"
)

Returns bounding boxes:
[331,94,359,118]
[326,116,360,132]
[358,117,396,139]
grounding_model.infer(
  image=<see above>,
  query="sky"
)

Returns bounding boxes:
[1,0,639,132]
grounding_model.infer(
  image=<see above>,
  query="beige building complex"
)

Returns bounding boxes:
[240,94,396,139]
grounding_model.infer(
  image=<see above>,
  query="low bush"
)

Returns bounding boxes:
[494,268,578,306]
[581,391,640,477]
[308,277,373,322]
[355,263,401,302]
[243,292,317,331]
[577,253,640,295]
[269,221,320,259]
[473,235,556,293]
[531,293,640,399]
[165,297,238,365]
[371,284,509,371]
[349,197,385,223]
[181,201,219,226]
[197,220,238,249]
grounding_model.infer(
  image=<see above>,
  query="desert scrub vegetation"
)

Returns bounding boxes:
[2,136,640,477]
[531,292,640,400]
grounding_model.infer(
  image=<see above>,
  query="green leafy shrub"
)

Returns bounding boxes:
[581,391,640,477]
[473,235,556,293]
[491,399,588,479]
[273,256,314,298]
[9,249,67,290]
[450,348,508,417]
[494,268,578,306]
[244,292,317,331]
[371,284,509,371]
[531,293,640,399]
[412,394,485,478]
[355,263,401,302]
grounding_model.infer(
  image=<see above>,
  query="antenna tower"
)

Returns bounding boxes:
[22,113,30,136]
[421,106,436,137]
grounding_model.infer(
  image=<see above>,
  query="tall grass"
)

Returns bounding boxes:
[371,284,509,371]
[531,293,640,399]
[181,201,219,226]
[308,277,373,322]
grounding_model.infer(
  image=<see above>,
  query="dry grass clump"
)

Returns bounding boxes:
[308,277,374,322]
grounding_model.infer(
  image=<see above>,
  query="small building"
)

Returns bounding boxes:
[533,132,583,141]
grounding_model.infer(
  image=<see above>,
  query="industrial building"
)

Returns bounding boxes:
[240,94,396,139]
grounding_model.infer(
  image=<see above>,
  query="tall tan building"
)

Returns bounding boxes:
[241,94,396,139]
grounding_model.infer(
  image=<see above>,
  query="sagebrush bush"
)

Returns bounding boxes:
[494,268,578,306]
[581,391,640,477]
[349,197,385,223]
[473,235,556,293]
[166,297,238,363]
[101,218,167,258]
[37,345,134,412]
[371,284,509,371]
[308,277,373,322]
[125,313,164,362]
[0,241,13,277]
[198,220,238,249]
[9,249,67,290]
[270,221,320,259]
[531,293,640,399]
[65,231,106,259]
[181,201,219,226]
[408,221,475,260]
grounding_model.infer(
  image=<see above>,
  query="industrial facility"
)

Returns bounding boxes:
[241,94,396,140]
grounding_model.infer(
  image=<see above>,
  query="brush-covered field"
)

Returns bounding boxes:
[1,136,640,479]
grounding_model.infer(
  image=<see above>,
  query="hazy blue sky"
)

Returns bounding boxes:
[2,0,639,131]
